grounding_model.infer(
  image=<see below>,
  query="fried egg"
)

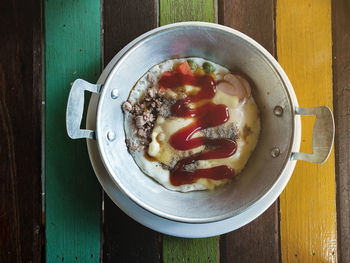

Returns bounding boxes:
[124,57,261,192]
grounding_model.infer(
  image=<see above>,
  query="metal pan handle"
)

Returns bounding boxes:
[291,106,334,163]
[66,79,101,139]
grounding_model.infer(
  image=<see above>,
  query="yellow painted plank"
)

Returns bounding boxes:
[276,0,337,262]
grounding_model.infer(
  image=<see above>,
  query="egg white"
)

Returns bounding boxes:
[124,57,260,192]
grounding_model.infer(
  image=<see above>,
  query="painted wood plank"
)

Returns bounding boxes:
[103,0,158,64]
[218,1,280,262]
[331,0,350,261]
[159,0,218,261]
[219,206,280,263]
[0,0,43,262]
[163,237,218,263]
[45,0,102,262]
[276,0,337,262]
[160,0,216,25]
[102,0,161,262]
[103,208,161,263]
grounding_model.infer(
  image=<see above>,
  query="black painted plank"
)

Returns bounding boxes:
[0,0,43,262]
[102,1,161,262]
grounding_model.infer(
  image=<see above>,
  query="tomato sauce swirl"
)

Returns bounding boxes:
[158,71,237,186]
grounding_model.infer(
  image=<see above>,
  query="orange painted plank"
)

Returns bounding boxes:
[276,0,337,262]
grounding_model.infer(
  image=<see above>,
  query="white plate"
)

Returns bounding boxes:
[86,94,297,238]
[85,24,300,236]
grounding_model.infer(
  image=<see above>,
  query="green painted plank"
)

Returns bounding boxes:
[45,0,101,262]
[159,0,218,262]
[163,236,218,263]
[160,0,216,25]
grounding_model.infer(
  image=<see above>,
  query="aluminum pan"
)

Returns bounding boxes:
[94,22,301,223]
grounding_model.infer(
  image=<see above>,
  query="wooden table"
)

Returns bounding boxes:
[1,0,349,262]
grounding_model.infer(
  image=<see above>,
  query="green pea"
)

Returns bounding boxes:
[202,62,214,73]
[187,59,197,71]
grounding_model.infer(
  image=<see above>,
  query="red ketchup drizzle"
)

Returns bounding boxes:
[158,71,237,186]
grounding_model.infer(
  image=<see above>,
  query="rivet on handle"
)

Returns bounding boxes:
[273,106,283,116]
[111,89,119,99]
[271,147,280,158]
[107,131,116,141]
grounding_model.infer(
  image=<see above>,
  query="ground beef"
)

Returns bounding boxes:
[125,139,144,152]
[122,85,174,152]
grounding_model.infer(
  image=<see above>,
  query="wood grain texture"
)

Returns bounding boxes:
[218,0,276,54]
[102,1,161,262]
[103,206,161,263]
[160,0,216,25]
[159,1,218,262]
[219,206,280,263]
[218,1,280,262]
[332,0,350,261]
[45,0,102,262]
[103,0,158,64]
[0,0,43,262]
[163,236,218,263]
[277,0,337,262]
